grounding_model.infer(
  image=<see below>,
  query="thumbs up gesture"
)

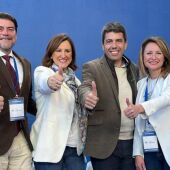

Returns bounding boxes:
[124,98,144,119]
[84,81,99,110]
[48,66,64,91]
[0,96,4,112]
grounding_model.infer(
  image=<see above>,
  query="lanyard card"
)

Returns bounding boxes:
[8,97,25,121]
[142,130,159,153]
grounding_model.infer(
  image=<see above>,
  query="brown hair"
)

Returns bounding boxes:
[0,12,18,32]
[139,36,170,78]
[42,33,77,70]
[102,22,127,44]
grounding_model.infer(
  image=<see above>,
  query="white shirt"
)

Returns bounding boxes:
[0,50,23,87]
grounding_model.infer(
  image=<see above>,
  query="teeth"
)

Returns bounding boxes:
[0,38,9,40]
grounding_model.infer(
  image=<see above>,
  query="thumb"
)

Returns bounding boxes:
[58,66,63,77]
[91,81,97,96]
[126,98,131,107]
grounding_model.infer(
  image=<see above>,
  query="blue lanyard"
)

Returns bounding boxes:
[144,78,149,101]
[12,57,19,93]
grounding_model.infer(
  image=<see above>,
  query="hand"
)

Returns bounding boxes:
[84,81,99,110]
[135,155,146,170]
[47,66,64,91]
[0,96,4,112]
[124,98,139,119]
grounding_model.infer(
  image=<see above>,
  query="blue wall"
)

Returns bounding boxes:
[1,0,170,126]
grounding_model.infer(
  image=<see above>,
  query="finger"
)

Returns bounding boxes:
[126,98,131,107]
[58,66,63,76]
[91,81,97,96]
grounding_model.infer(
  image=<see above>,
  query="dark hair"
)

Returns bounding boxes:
[102,22,127,44]
[42,33,77,70]
[139,36,170,78]
[0,12,18,32]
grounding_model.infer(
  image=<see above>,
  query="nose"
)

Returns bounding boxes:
[151,53,158,59]
[60,51,66,58]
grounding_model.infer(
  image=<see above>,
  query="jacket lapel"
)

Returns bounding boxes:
[14,52,30,97]
[0,57,16,95]
[100,57,119,105]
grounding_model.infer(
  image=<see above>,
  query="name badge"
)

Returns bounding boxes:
[142,130,159,152]
[8,97,25,121]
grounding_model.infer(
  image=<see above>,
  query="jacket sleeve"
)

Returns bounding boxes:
[27,82,37,115]
[78,62,95,105]
[141,74,170,117]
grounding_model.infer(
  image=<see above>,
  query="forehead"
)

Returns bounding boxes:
[104,32,124,40]
[58,40,71,48]
[144,42,160,51]
[0,18,15,27]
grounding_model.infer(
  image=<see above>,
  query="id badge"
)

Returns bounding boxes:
[142,130,159,152]
[8,97,25,121]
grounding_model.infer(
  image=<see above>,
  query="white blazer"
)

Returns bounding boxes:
[133,74,170,166]
[30,66,80,163]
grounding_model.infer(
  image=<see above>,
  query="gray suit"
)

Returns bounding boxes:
[79,56,138,159]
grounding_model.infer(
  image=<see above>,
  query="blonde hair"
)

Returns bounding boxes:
[139,36,170,78]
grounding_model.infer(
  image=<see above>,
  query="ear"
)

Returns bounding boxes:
[102,43,104,51]
[125,41,128,50]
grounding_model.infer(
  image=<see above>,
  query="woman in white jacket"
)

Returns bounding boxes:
[124,37,170,170]
[30,34,87,170]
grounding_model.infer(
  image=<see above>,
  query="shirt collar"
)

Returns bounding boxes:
[105,55,129,68]
[0,50,14,58]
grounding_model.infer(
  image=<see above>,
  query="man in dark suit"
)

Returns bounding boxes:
[0,12,36,169]
[79,22,138,170]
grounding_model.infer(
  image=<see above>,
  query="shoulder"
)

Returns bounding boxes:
[34,66,55,79]
[83,57,102,66]
[34,66,53,74]
[13,51,31,65]
[137,77,147,88]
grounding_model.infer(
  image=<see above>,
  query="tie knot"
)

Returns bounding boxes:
[2,55,11,62]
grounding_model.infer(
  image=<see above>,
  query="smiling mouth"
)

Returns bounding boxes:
[0,37,12,40]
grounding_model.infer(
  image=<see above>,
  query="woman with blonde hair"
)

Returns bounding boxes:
[124,37,170,170]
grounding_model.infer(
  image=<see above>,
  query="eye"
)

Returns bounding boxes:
[105,39,112,45]
[8,27,15,32]
[116,39,123,43]
[0,26,4,31]
[146,52,152,55]
[156,52,162,55]
[55,49,61,52]
[65,49,71,53]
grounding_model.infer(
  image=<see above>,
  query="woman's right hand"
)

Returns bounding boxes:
[47,67,64,91]
[135,155,146,170]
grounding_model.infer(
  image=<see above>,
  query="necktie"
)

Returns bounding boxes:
[3,55,20,94]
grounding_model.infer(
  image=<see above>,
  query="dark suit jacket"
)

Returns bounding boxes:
[79,56,138,159]
[0,51,36,155]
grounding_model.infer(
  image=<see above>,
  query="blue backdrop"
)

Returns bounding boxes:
[1,0,170,126]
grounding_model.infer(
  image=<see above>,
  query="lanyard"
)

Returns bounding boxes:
[12,57,19,94]
[144,77,159,131]
[144,78,149,101]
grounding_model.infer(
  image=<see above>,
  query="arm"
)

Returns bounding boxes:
[133,117,146,170]
[34,66,63,94]
[125,75,170,118]
[78,63,99,110]
[27,83,37,115]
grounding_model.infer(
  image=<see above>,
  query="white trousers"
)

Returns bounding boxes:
[0,131,32,170]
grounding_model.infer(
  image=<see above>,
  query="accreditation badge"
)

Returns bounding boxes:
[8,97,25,121]
[142,130,159,152]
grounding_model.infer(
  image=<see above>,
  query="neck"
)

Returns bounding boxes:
[149,70,161,79]
[114,60,123,68]
[1,49,12,55]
